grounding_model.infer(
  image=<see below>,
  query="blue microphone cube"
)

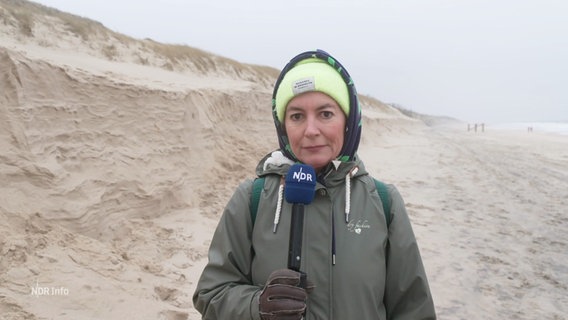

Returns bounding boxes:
[284,164,316,205]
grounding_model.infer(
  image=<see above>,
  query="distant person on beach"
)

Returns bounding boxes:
[193,49,436,319]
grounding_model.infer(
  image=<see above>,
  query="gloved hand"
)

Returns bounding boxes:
[259,269,313,320]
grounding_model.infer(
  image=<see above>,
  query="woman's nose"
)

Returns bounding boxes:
[304,116,320,137]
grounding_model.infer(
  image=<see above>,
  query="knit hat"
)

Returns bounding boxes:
[274,58,349,122]
[272,50,362,164]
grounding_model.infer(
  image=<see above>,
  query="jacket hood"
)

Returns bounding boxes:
[255,150,369,188]
[271,49,362,164]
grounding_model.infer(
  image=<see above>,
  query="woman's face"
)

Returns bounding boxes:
[284,91,346,172]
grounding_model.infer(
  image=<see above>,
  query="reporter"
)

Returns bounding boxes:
[193,49,436,319]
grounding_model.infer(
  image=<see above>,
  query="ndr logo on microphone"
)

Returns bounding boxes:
[292,167,313,183]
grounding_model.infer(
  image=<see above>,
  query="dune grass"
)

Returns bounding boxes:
[1,0,278,79]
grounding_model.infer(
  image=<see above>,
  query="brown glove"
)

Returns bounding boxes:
[259,269,312,320]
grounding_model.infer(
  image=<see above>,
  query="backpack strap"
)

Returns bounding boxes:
[250,176,392,227]
[250,177,265,227]
[373,178,392,227]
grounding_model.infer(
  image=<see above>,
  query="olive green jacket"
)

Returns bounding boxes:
[193,153,436,319]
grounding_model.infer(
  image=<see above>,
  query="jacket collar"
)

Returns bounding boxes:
[255,150,369,188]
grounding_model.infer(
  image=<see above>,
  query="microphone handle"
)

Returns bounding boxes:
[288,203,304,272]
[288,203,308,290]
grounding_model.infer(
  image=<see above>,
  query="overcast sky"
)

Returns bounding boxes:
[32,0,568,123]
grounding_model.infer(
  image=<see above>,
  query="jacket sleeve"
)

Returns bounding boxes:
[192,180,262,320]
[384,185,437,320]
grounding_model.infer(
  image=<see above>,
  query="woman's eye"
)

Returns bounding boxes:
[321,111,333,119]
[289,113,303,121]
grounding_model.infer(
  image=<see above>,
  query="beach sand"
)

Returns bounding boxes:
[1,12,567,320]
[360,126,568,319]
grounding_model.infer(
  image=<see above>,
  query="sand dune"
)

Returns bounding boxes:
[0,43,278,319]
[1,2,567,319]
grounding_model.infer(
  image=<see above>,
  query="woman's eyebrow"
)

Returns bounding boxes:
[286,105,304,112]
[287,103,336,111]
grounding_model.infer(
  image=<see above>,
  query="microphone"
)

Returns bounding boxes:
[284,164,316,286]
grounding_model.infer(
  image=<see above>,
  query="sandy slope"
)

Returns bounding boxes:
[0,44,278,319]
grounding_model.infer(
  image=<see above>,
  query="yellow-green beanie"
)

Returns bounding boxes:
[274,58,349,122]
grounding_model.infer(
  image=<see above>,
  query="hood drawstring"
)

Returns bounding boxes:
[345,166,359,223]
[332,166,359,266]
[272,177,285,233]
[332,209,336,265]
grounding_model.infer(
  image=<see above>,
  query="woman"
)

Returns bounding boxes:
[193,50,436,319]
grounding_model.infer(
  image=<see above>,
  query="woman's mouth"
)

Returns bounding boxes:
[304,145,325,152]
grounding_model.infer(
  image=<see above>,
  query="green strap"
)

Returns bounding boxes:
[373,179,392,227]
[250,176,391,227]
[250,177,265,227]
